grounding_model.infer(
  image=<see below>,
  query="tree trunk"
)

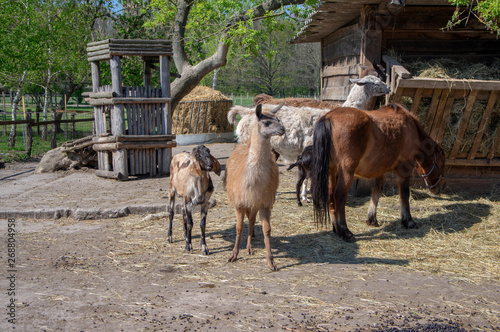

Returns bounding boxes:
[8,71,27,147]
[42,70,50,140]
[212,68,219,90]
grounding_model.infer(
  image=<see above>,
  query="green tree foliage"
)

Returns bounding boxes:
[146,0,319,107]
[448,0,500,34]
[0,0,47,87]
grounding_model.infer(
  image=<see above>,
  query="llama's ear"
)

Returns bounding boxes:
[270,102,284,114]
[255,104,263,119]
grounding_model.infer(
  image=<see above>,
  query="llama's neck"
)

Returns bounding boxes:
[343,84,370,109]
[247,125,272,166]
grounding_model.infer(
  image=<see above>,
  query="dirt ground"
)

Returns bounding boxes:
[0,143,499,331]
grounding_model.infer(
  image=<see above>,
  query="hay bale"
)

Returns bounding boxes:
[172,86,233,135]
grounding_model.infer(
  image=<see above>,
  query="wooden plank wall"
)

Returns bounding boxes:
[321,24,363,102]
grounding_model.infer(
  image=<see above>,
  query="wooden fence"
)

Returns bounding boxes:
[0,109,94,155]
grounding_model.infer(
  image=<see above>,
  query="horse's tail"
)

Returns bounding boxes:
[310,115,332,227]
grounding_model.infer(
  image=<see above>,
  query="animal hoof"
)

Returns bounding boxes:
[167,237,173,244]
[297,201,303,207]
[342,233,356,243]
[366,218,380,227]
[247,248,253,256]
[228,255,237,263]
[405,220,418,229]
[268,263,278,271]
[201,246,210,255]
[185,243,193,252]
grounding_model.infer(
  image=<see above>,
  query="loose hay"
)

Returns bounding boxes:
[151,166,500,284]
[172,86,233,135]
[393,55,500,157]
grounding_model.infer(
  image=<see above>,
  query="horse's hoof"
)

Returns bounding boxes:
[406,220,418,229]
[342,233,356,243]
[298,201,303,207]
[185,243,193,252]
[201,245,210,255]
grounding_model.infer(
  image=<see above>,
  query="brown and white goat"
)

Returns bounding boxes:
[168,145,221,255]
[225,103,285,271]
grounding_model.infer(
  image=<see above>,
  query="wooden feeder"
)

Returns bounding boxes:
[86,39,176,180]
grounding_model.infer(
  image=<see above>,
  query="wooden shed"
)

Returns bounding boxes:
[292,0,500,192]
[86,39,176,180]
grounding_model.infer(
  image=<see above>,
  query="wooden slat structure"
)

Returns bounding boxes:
[384,55,500,191]
[87,39,176,180]
[385,55,500,165]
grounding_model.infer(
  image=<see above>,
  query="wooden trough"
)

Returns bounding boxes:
[86,39,176,180]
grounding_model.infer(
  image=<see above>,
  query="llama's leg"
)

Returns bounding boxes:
[259,207,277,271]
[366,176,385,227]
[246,209,258,255]
[397,175,417,229]
[183,201,194,252]
[167,191,175,243]
[228,208,245,262]
[333,168,356,242]
[200,203,210,255]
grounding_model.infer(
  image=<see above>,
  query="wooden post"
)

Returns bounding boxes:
[64,94,68,139]
[110,55,128,179]
[51,109,57,149]
[160,55,172,174]
[91,61,101,135]
[36,106,41,135]
[25,109,33,157]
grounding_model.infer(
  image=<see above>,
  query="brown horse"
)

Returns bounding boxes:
[310,104,445,242]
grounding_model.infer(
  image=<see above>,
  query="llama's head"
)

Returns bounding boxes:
[255,103,285,138]
[350,75,391,97]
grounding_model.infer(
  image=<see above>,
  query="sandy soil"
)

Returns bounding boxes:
[0,143,498,331]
